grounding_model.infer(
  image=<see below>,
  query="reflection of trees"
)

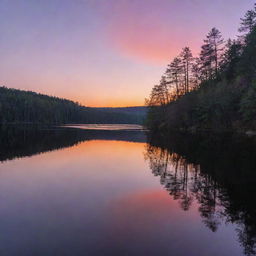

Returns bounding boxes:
[0,125,146,162]
[145,145,222,232]
[145,133,256,255]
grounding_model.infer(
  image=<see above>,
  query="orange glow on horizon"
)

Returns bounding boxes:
[12,86,146,108]
[67,94,146,108]
[82,99,145,108]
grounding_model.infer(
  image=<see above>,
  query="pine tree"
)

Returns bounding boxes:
[199,28,224,80]
[220,39,242,80]
[166,57,183,99]
[159,76,170,105]
[191,57,202,89]
[199,42,214,80]
[207,28,224,77]
[239,4,256,34]
[180,47,193,93]
[147,76,169,107]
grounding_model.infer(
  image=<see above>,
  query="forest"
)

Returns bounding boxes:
[146,3,256,133]
[0,86,146,124]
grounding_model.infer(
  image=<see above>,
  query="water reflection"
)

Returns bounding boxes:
[145,132,256,256]
[0,126,255,255]
[0,125,146,162]
[62,124,144,131]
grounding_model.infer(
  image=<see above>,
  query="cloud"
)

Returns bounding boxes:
[98,0,251,65]
[97,0,203,64]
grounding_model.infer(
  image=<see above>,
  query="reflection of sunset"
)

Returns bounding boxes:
[15,139,147,177]
[110,190,182,221]
[0,128,247,255]
[105,189,200,249]
[108,189,199,230]
[70,140,145,157]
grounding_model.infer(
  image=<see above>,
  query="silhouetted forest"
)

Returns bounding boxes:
[145,132,256,255]
[146,3,256,132]
[0,87,145,124]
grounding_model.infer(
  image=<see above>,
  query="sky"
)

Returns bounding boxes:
[0,0,254,107]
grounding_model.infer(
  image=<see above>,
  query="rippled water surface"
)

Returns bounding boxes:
[0,125,255,256]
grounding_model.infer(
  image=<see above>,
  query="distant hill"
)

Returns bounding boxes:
[95,106,147,119]
[0,86,146,124]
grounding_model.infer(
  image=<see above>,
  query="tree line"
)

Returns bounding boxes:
[146,3,256,131]
[0,86,144,124]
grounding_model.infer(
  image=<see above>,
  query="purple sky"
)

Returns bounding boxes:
[0,0,254,106]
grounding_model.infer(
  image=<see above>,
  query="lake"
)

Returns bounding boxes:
[0,124,255,256]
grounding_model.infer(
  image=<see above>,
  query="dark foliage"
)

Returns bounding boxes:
[0,87,145,124]
[146,4,256,132]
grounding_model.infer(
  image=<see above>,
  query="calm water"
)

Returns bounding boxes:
[62,124,144,131]
[0,125,255,256]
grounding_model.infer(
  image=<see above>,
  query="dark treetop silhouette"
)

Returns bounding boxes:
[146,3,256,132]
[0,87,146,125]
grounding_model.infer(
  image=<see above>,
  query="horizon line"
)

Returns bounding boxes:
[0,85,146,109]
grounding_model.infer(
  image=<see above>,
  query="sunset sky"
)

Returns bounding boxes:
[0,0,254,107]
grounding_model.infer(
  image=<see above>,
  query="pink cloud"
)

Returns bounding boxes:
[97,0,252,65]
[100,0,203,64]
